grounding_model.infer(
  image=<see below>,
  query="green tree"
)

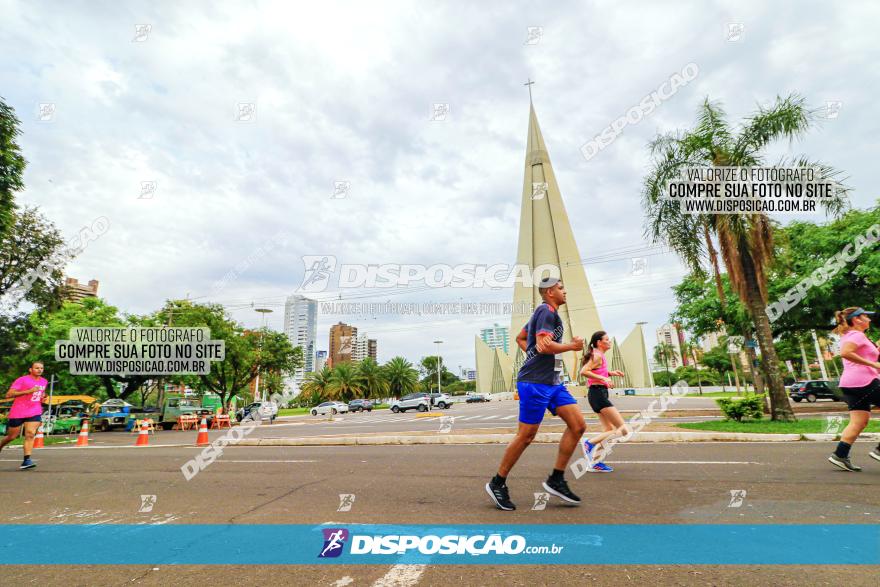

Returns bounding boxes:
[0,207,68,310]
[357,357,389,399]
[383,356,419,396]
[0,97,26,238]
[643,95,850,420]
[766,204,880,334]
[328,363,365,402]
[155,300,302,409]
[300,366,333,406]
[419,355,457,391]
[24,297,142,399]
[653,342,676,393]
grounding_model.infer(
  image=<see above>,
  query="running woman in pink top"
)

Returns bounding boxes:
[0,362,48,469]
[579,331,628,472]
[827,308,880,472]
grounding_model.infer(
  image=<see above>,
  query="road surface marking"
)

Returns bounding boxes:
[373,564,425,587]
[607,460,762,464]
[216,459,318,463]
[500,415,517,420]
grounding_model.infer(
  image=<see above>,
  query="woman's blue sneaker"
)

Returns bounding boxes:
[582,440,595,462]
[589,462,613,473]
[20,458,36,470]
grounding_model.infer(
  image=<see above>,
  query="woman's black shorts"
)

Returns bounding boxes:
[840,378,880,411]
[587,384,613,413]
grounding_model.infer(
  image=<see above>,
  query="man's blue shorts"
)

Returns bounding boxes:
[517,381,578,424]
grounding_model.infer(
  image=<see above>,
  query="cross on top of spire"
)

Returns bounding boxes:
[524,78,535,103]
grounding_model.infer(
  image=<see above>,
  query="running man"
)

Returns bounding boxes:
[0,362,49,469]
[827,307,880,471]
[486,277,585,510]
[580,331,629,473]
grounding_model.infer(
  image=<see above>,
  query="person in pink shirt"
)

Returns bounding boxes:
[579,331,628,473]
[0,362,48,469]
[827,308,880,472]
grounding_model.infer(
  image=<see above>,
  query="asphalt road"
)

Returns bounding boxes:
[1,440,878,585]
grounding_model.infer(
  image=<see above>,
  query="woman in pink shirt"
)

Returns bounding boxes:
[827,308,880,472]
[579,331,628,473]
[0,362,48,470]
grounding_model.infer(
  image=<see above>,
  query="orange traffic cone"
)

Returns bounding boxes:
[195,418,209,447]
[33,425,45,449]
[76,419,90,446]
[135,421,150,446]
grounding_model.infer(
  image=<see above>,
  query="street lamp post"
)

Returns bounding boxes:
[254,308,273,403]
[433,340,443,395]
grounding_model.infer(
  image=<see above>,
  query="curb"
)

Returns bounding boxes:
[236,431,880,446]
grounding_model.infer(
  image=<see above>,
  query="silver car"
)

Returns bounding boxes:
[310,401,349,416]
[390,393,430,413]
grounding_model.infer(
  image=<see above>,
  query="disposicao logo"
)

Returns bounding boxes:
[318,528,349,558]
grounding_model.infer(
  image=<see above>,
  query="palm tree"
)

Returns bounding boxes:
[383,356,419,398]
[642,95,849,421]
[681,340,703,395]
[328,363,365,402]
[653,342,676,393]
[300,366,333,406]
[357,357,389,400]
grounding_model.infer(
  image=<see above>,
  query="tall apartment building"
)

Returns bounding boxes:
[329,322,357,366]
[655,323,688,369]
[62,277,99,303]
[315,350,328,372]
[283,295,317,385]
[352,333,378,362]
[480,323,510,354]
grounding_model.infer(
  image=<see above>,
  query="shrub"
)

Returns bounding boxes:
[716,395,764,422]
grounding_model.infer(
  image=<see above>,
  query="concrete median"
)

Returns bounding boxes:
[229,431,880,447]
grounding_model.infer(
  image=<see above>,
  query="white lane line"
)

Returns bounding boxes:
[481,415,499,420]
[372,564,425,587]
[500,415,517,420]
[607,460,762,464]
[217,459,318,463]
[460,416,484,421]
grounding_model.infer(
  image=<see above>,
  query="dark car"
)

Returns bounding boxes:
[789,380,840,403]
[348,399,373,412]
[466,394,490,403]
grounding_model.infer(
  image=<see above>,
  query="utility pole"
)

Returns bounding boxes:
[811,330,829,380]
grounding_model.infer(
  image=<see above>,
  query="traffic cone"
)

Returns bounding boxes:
[195,418,209,447]
[33,425,45,449]
[76,419,90,446]
[135,421,150,446]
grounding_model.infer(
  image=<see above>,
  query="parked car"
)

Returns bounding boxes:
[310,401,349,416]
[466,394,490,403]
[90,399,134,431]
[348,399,373,412]
[390,393,431,413]
[789,380,840,403]
[428,393,453,409]
[236,401,278,422]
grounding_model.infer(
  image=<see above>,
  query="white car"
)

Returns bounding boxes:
[310,401,349,416]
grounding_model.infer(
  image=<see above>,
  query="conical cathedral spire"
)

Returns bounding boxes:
[509,102,604,382]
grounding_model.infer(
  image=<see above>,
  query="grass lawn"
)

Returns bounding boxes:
[684,391,760,397]
[7,436,74,446]
[677,419,880,434]
[278,403,390,417]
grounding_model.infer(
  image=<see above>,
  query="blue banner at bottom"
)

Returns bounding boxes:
[0,524,877,565]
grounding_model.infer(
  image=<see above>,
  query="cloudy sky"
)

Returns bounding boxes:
[3,0,878,373]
